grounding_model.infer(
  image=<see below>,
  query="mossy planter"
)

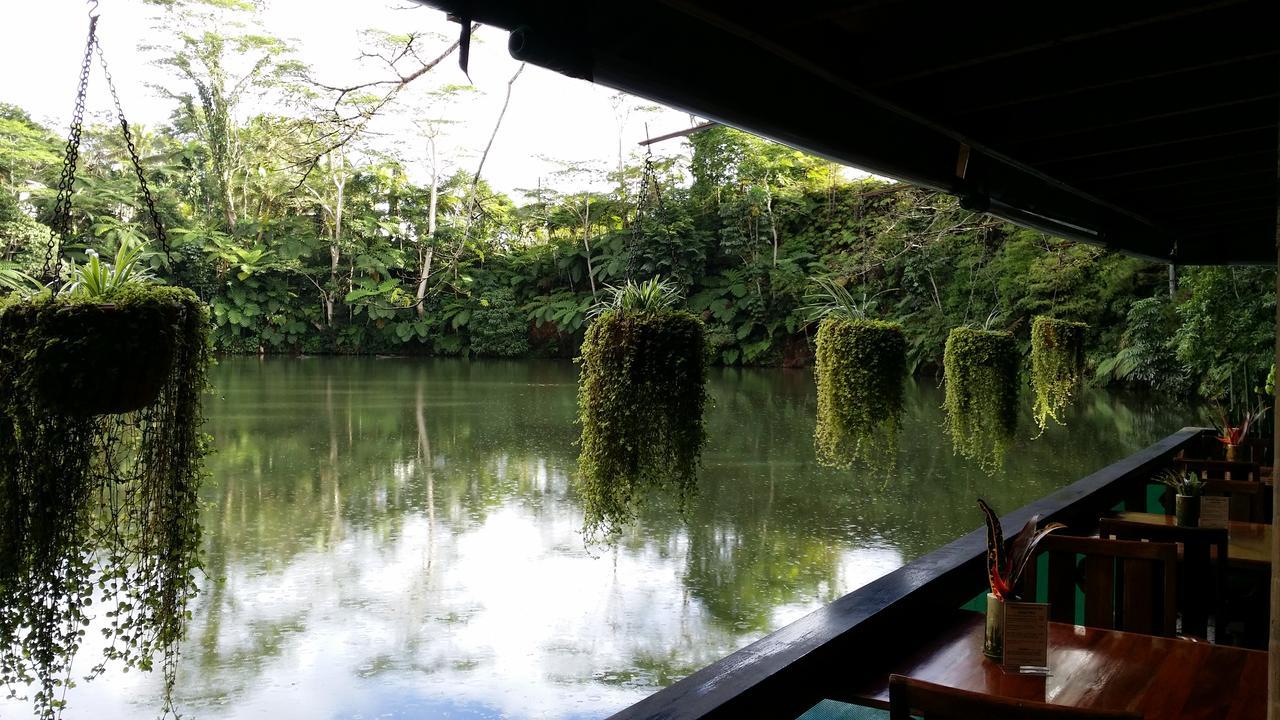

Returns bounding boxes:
[944,327,1019,471]
[576,309,708,539]
[814,317,906,469]
[1030,316,1087,433]
[0,288,195,416]
[0,285,211,716]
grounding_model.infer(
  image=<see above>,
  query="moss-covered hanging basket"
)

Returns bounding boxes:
[576,308,708,539]
[814,317,907,468]
[943,327,1019,471]
[0,287,189,416]
[0,284,210,717]
[1030,316,1087,432]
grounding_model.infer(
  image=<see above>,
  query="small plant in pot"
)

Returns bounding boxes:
[978,499,1065,659]
[1158,469,1205,526]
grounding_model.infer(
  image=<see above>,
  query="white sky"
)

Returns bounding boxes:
[0,0,698,199]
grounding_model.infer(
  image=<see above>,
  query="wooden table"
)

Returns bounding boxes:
[844,610,1265,720]
[1112,511,1270,568]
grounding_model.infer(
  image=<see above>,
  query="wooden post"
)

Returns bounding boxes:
[1270,68,1280,720]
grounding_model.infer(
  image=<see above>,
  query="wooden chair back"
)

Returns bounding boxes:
[888,675,1143,719]
[1175,458,1261,481]
[1098,518,1227,638]
[1239,436,1273,466]
[1017,535,1177,637]
[1202,479,1267,523]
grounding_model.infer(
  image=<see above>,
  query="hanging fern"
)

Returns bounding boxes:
[814,317,907,468]
[0,285,210,719]
[576,298,708,540]
[1030,316,1087,432]
[944,327,1019,471]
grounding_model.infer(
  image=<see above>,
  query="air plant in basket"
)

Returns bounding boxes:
[1213,403,1268,462]
[978,499,1065,659]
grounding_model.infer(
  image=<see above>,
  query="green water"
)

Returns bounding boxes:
[15,358,1191,719]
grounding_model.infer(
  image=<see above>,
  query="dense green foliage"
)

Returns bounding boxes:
[0,0,1271,401]
[813,318,906,468]
[944,328,1020,470]
[576,307,708,539]
[1030,316,1087,432]
[0,286,209,718]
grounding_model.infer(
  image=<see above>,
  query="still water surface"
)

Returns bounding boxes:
[21,358,1191,719]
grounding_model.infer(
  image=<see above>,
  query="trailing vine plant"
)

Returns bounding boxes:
[0,15,212,716]
[577,278,708,539]
[0,284,210,719]
[943,327,1019,471]
[807,277,906,469]
[1030,316,1087,433]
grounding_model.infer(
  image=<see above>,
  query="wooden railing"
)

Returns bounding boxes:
[607,426,1209,720]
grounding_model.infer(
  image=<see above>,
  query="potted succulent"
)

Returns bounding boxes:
[1158,469,1205,526]
[978,499,1065,659]
[1213,404,1267,462]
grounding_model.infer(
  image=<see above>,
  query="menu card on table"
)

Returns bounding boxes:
[1002,601,1049,673]
[1199,496,1230,529]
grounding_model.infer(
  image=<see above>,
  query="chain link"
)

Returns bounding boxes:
[45,16,99,283]
[626,146,663,282]
[44,14,173,283]
[95,40,171,266]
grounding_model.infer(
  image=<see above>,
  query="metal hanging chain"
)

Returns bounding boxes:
[626,144,664,282]
[45,15,99,282]
[95,39,171,266]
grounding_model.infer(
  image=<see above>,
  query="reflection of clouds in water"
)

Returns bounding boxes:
[0,359,1188,720]
[16,459,746,719]
[767,545,903,629]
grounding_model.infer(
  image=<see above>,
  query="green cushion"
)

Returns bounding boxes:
[796,699,891,720]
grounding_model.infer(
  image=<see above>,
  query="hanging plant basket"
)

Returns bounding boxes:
[0,285,210,717]
[814,317,907,468]
[0,291,184,416]
[576,304,708,539]
[944,327,1019,471]
[1030,316,1087,433]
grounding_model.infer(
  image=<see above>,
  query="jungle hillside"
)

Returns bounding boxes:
[0,2,1272,403]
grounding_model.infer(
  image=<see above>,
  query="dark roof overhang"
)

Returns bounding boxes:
[415,1,1279,265]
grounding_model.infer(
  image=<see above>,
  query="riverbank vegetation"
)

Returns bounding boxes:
[0,3,1271,405]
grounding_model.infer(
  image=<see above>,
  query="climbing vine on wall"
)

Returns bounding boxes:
[943,327,1019,471]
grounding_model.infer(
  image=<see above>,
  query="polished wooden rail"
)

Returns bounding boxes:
[607,427,1209,720]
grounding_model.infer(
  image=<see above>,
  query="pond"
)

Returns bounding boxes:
[8,358,1193,719]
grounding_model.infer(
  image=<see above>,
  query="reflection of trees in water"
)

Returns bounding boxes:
[180,358,1193,705]
[187,359,587,694]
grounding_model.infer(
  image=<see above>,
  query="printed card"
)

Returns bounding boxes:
[1199,496,1230,529]
[1002,601,1049,671]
